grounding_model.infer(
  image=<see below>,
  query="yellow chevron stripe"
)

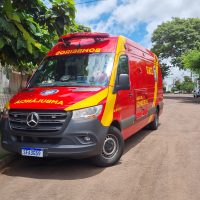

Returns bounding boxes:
[101,36,126,126]
[64,88,108,111]
[148,55,159,123]
[64,36,126,127]
[5,102,10,110]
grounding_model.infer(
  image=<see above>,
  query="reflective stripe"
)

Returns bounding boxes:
[101,36,126,126]
[5,102,10,110]
[64,36,126,126]
[148,55,159,123]
[64,88,108,111]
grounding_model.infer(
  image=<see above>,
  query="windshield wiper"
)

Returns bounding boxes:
[37,82,57,87]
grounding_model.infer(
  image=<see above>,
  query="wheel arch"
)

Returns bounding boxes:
[110,120,121,132]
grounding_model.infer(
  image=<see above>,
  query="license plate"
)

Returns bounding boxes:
[21,148,44,157]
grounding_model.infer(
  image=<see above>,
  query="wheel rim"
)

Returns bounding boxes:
[102,134,119,159]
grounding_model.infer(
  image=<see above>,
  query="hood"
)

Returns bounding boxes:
[9,86,108,110]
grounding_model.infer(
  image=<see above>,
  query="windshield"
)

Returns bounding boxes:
[28,53,115,87]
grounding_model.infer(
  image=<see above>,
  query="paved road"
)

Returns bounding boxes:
[0,94,200,200]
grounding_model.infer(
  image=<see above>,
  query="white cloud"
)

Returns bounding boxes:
[165,67,191,89]
[76,0,118,23]
[76,0,200,47]
[76,0,200,84]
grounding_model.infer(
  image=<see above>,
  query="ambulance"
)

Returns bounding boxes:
[1,32,163,167]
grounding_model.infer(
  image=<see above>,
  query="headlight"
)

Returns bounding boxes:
[72,105,103,119]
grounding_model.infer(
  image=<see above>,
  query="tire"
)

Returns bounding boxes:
[148,109,159,130]
[91,126,124,167]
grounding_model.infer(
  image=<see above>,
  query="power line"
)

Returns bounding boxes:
[75,0,106,5]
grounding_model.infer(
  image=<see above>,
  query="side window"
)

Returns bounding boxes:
[116,55,129,83]
[117,55,129,75]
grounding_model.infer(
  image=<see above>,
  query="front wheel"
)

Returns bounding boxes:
[91,126,124,167]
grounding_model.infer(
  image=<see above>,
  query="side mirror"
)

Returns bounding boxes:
[114,74,130,93]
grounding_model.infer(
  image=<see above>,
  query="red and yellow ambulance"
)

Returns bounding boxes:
[1,32,163,167]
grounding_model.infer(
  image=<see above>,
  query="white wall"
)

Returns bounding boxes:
[0,65,9,93]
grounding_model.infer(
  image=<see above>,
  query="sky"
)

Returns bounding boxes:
[75,0,200,88]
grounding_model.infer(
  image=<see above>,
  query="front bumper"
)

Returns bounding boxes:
[1,117,109,159]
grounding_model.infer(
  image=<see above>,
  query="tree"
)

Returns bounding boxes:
[160,63,170,79]
[0,0,90,75]
[171,76,195,93]
[171,79,181,92]
[175,80,182,91]
[182,49,200,76]
[70,24,91,33]
[151,18,200,77]
[180,76,195,93]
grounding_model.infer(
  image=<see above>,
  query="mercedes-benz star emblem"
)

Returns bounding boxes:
[27,112,39,128]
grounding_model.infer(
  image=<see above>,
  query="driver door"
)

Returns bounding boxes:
[115,55,135,138]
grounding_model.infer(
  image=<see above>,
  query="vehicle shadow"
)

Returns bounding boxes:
[2,128,155,180]
[123,128,153,155]
[2,156,105,180]
[164,94,200,104]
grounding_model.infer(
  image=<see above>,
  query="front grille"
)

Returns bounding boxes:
[9,109,70,133]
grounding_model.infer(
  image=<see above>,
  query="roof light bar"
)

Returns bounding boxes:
[58,32,109,43]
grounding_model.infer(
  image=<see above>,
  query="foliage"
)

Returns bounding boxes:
[151,18,200,76]
[180,76,195,93]
[159,62,170,78]
[70,24,91,33]
[182,49,200,76]
[0,0,90,76]
[174,80,182,91]
[171,76,195,93]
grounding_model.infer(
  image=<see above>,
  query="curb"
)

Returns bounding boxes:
[0,154,16,170]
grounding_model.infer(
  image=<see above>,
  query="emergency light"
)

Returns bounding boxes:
[58,32,110,44]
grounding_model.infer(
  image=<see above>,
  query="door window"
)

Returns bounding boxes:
[116,55,129,84]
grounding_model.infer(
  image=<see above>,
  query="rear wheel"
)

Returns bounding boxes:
[148,109,159,130]
[91,126,124,167]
